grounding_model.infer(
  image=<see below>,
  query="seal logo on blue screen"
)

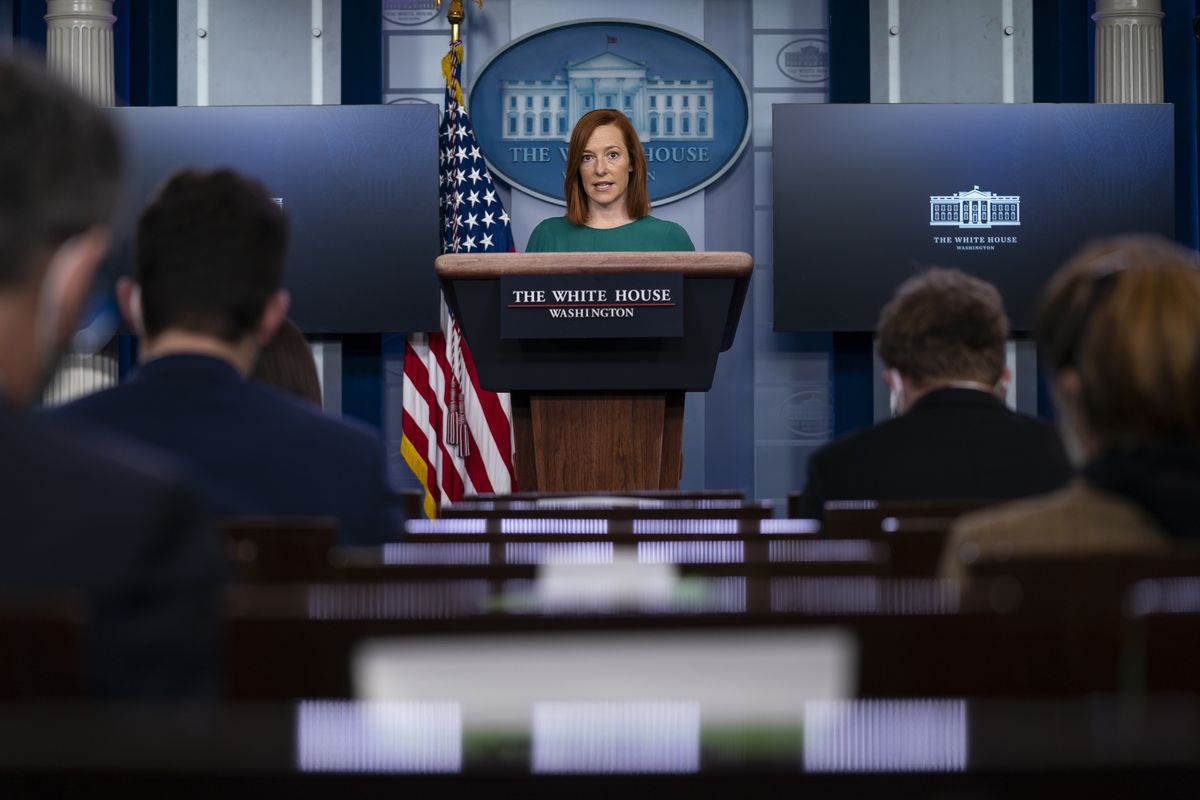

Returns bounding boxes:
[929,185,1021,229]
[469,20,751,205]
[930,185,1022,251]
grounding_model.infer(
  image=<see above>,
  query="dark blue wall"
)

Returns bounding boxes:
[1163,0,1200,250]
[1033,0,1092,103]
[12,0,45,49]
[0,0,13,52]
[114,0,177,106]
[825,0,875,437]
[337,3,385,431]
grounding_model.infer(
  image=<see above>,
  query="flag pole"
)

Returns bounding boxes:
[435,0,484,462]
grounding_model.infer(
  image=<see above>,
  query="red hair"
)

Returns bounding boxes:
[563,109,651,225]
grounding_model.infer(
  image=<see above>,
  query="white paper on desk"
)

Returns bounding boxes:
[353,628,857,730]
[532,495,661,509]
[535,548,678,612]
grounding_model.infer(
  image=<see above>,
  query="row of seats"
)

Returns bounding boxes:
[7,494,1200,704]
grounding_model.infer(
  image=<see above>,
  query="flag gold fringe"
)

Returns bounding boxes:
[441,44,465,108]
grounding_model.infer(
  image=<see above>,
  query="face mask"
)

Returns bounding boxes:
[1056,419,1087,469]
[1051,398,1089,469]
[886,368,904,418]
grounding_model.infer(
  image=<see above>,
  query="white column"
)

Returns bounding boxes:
[310,0,324,105]
[886,0,900,103]
[1093,0,1164,103]
[44,0,116,107]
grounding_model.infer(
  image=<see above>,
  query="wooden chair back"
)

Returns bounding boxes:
[0,595,84,699]
[222,517,339,582]
[223,576,1130,700]
[967,551,1200,695]
[821,499,991,538]
[439,497,770,520]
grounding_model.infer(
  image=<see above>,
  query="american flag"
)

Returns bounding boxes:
[401,42,517,517]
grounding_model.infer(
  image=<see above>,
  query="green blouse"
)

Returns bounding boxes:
[525,215,695,253]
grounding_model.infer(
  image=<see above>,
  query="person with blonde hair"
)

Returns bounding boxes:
[525,109,693,252]
[942,234,1200,577]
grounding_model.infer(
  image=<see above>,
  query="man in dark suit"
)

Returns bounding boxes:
[797,268,1071,520]
[0,56,221,698]
[57,169,405,545]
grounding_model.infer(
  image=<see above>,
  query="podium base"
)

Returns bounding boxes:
[512,391,684,493]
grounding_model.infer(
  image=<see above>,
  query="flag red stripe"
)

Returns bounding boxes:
[456,330,515,477]
[419,333,472,502]
[427,333,494,495]
[400,408,441,506]
[404,340,441,416]
[428,332,496,495]
[404,338,466,503]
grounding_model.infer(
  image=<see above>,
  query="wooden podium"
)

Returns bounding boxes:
[436,251,752,493]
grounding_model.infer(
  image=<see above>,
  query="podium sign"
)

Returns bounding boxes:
[437,252,750,393]
[501,272,683,339]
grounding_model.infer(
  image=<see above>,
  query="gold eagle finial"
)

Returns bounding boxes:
[435,0,484,42]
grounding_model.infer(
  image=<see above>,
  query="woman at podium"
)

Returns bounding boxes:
[526,109,694,253]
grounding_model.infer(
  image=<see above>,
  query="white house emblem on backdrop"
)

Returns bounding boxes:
[501,50,714,142]
[499,51,710,142]
[777,38,829,84]
[382,0,439,26]
[929,185,1021,229]
[782,389,832,439]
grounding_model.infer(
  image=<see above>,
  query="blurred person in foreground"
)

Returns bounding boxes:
[252,317,322,406]
[798,268,1072,520]
[57,169,405,545]
[0,56,221,698]
[942,235,1200,578]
